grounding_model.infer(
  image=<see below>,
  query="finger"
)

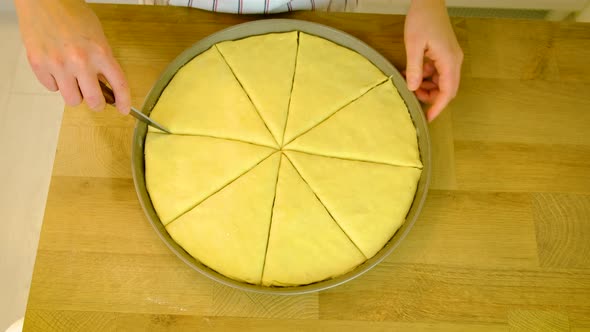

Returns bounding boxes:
[402,65,433,79]
[26,51,59,92]
[77,72,106,112]
[404,38,425,91]
[427,86,452,121]
[420,80,438,91]
[54,74,83,106]
[432,72,440,85]
[438,62,461,99]
[422,61,436,78]
[427,97,449,121]
[415,89,431,104]
[99,58,131,115]
[415,88,438,105]
[427,69,457,122]
[424,44,463,121]
[32,69,59,92]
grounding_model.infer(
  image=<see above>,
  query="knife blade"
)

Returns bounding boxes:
[99,80,171,134]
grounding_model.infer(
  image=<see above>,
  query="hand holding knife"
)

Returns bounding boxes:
[99,81,171,134]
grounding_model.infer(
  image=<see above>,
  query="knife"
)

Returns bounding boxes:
[99,81,171,134]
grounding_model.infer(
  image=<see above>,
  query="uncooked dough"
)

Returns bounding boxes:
[149,47,277,148]
[285,150,422,259]
[166,153,281,284]
[262,156,366,286]
[145,133,274,224]
[216,32,298,143]
[285,79,423,168]
[145,31,422,287]
[283,32,387,145]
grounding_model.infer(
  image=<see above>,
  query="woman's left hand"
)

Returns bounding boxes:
[404,0,463,121]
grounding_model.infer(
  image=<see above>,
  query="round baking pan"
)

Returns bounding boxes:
[131,19,431,295]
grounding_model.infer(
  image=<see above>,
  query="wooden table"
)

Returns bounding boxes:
[24,4,590,331]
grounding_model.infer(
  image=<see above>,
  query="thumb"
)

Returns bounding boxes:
[405,40,425,91]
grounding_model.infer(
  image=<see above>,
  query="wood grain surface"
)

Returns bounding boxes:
[24,5,590,331]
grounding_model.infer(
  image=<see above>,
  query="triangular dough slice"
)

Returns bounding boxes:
[216,32,298,143]
[166,153,281,284]
[145,133,275,224]
[262,155,366,286]
[283,32,387,145]
[285,151,422,259]
[149,47,277,148]
[285,80,422,168]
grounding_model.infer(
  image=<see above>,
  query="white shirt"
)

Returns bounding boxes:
[169,0,331,14]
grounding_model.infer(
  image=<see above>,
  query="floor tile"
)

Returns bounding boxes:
[0,12,21,101]
[0,93,63,331]
[11,48,53,95]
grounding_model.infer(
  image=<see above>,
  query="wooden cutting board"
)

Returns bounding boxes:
[24,4,590,331]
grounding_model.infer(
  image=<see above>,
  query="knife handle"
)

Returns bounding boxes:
[99,80,116,105]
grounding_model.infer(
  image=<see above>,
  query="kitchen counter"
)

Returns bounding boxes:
[24,4,590,331]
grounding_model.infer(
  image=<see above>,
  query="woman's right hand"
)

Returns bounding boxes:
[15,0,130,114]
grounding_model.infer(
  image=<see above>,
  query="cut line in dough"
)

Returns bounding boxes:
[282,32,387,145]
[145,133,275,225]
[216,32,299,145]
[261,155,366,286]
[285,79,422,168]
[149,47,277,148]
[285,150,422,259]
[166,152,281,284]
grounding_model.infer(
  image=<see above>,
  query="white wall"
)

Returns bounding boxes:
[0,1,15,12]
[0,0,137,12]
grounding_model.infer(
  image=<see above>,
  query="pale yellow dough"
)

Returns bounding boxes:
[145,133,274,224]
[285,80,423,168]
[216,32,298,143]
[166,153,280,284]
[149,47,276,147]
[145,32,423,287]
[262,155,366,286]
[285,151,422,259]
[283,32,387,145]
